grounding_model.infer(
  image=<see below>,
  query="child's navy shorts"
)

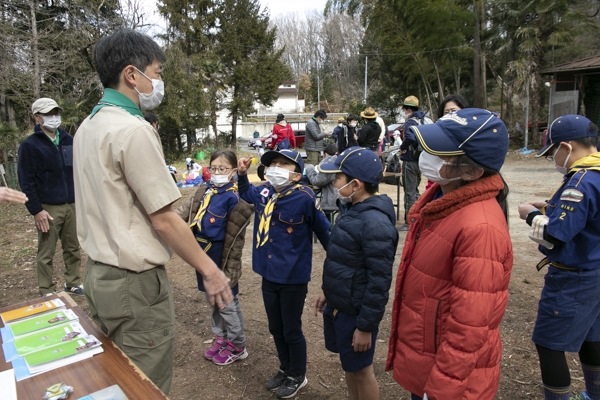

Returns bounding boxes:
[323,305,378,372]
[532,266,600,352]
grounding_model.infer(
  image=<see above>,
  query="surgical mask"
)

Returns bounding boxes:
[210,171,234,187]
[418,151,461,186]
[266,166,293,190]
[553,144,571,175]
[335,180,356,203]
[338,123,343,128]
[41,115,61,131]
[349,122,357,128]
[134,67,164,111]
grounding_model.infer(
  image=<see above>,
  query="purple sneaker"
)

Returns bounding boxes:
[212,341,248,365]
[204,337,226,360]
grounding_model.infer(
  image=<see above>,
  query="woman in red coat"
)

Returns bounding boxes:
[272,114,295,149]
[386,109,514,400]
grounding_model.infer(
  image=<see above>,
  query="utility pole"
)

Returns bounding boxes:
[364,56,368,104]
[317,74,320,110]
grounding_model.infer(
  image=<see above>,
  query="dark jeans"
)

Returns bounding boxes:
[402,160,421,223]
[262,278,308,377]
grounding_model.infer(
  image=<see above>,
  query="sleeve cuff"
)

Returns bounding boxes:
[526,209,543,226]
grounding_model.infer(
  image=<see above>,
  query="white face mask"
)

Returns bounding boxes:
[335,180,356,203]
[553,144,571,175]
[210,171,234,187]
[419,151,461,186]
[266,166,293,190]
[338,123,343,128]
[349,122,357,128]
[41,115,61,131]
[135,67,165,111]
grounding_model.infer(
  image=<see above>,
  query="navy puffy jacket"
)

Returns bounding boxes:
[17,125,75,215]
[322,194,399,332]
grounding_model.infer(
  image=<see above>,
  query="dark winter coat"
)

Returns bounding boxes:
[321,194,398,332]
[17,125,75,215]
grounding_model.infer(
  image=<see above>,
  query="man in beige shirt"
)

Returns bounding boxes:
[73,29,232,395]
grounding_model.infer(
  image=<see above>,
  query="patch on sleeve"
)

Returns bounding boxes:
[260,188,270,198]
[560,188,584,203]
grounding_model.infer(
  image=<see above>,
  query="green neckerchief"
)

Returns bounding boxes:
[89,88,144,119]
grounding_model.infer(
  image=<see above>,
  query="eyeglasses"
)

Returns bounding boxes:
[208,166,232,174]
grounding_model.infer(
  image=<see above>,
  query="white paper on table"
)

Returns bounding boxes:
[0,369,17,400]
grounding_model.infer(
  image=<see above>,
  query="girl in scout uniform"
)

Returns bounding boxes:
[176,149,253,366]
[519,115,600,400]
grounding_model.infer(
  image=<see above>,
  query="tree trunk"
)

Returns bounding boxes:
[211,99,218,149]
[231,110,238,148]
[472,0,484,108]
[30,0,40,99]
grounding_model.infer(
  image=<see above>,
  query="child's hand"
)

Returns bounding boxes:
[237,158,253,175]
[352,329,372,352]
[518,202,539,220]
[313,292,326,317]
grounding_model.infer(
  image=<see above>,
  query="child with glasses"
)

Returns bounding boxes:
[176,149,253,366]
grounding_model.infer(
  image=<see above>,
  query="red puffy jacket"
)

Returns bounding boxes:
[386,174,513,400]
[272,123,295,149]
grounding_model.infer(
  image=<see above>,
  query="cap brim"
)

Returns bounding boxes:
[536,143,555,158]
[35,106,63,114]
[316,162,341,173]
[260,150,302,169]
[412,124,464,157]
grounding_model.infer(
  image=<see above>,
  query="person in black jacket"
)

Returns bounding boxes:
[337,114,359,154]
[357,107,381,151]
[18,98,82,296]
[314,146,399,400]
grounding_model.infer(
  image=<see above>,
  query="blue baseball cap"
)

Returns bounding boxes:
[537,115,595,157]
[317,146,382,185]
[261,149,304,172]
[411,108,509,172]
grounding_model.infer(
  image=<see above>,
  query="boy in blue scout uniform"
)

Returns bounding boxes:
[237,149,330,399]
[519,115,600,400]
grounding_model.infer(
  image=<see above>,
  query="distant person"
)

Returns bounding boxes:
[314,147,398,400]
[518,115,600,400]
[398,95,430,231]
[237,149,330,399]
[18,97,82,297]
[305,144,339,221]
[144,112,159,130]
[272,114,294,150]
[305,110,331,166]
[176,150,253,366]
[165,160,177,183]
[357,107,382,152]
[72,29,232,394]
[387,109,513,400]
[332,116,345,141]
[392,131,402,147]
[0,187,28,204]
[337,114,359,154]
[437,94,469,119]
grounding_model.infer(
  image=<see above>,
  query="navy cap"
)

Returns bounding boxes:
[317,146,382,185]
[261,149,304,172]
[537,115,595,157]
[412,108,509,172]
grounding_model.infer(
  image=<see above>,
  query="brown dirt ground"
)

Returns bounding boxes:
[0,153,589,399]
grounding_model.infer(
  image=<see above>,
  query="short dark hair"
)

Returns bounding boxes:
[210,149,238,168]
[347,114,359,123]
[437,94,469,119]
[345,173,379,194]
[144,112,159,125]
[324,144,338,156]
[314,110,327,119]
[403,105,418,113]
[94,29,166,89]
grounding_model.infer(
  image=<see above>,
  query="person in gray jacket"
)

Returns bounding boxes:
[305,144,338,222]
[305,109,331,166]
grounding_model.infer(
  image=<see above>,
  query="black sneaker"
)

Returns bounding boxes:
[275,375,307,398]
[398,223,409,232]
[266,369,288,391]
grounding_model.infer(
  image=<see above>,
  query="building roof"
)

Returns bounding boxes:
[277,87,298,95]
[543,54,600,74]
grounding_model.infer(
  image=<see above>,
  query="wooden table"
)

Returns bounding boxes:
[0,292,167,400]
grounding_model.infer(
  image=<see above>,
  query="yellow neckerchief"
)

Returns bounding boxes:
[190,183,238,232]
[542,152,600,214]
[256,184,301,248]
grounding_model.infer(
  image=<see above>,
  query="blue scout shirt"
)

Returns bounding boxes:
[238,174,330,284]
[193,182,240,294]
[542,164,600,270]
